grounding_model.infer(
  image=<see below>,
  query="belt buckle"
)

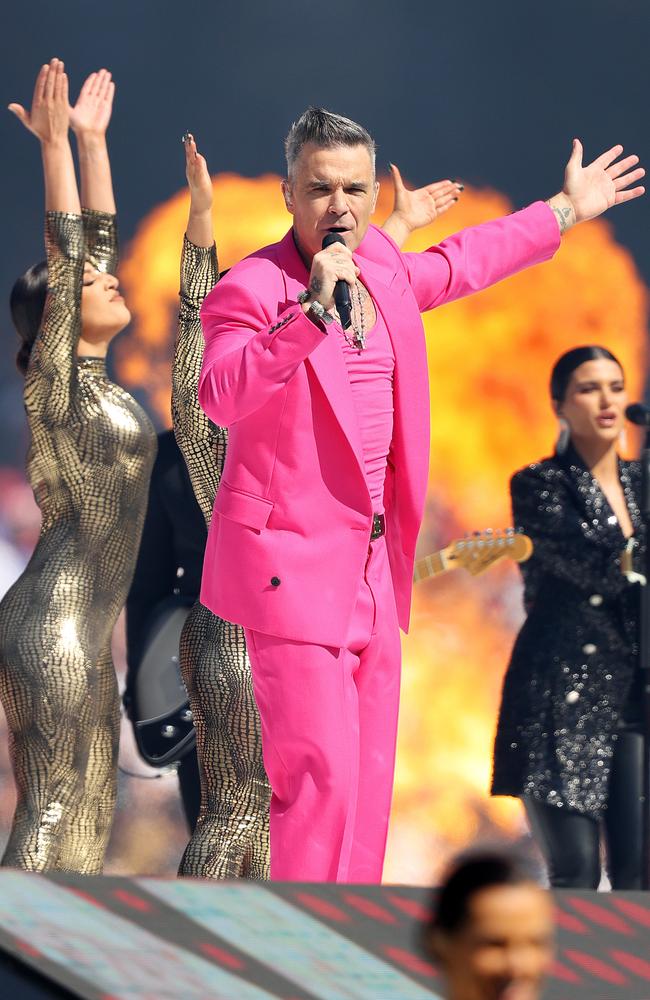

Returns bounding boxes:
[370,513,385,541]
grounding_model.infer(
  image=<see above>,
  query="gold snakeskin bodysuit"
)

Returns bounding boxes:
[173,236,270,878]
[0,211,156,872]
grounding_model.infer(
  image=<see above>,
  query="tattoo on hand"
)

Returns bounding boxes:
[310,276,322,295]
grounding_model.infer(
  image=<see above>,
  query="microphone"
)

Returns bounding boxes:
[321,232,352,330]
[625,403,650,426]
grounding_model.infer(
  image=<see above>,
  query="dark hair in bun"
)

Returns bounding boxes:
[10,261,48,375]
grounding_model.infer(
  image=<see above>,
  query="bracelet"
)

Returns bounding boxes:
[298,288,334,326]
[307,298,334,326]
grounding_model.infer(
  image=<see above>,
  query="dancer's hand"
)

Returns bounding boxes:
[382,164,463,247]
[390,163,462,229]
[184,132,214,248]
[547,139,645,233]
[8,58,69,145]
[69,69,114,138]
[184,132,213,214]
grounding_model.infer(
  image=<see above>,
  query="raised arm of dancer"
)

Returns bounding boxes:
[382,164,463,247]
[9,57,84,419]
[9,59,79,214]
[172,133,223,525]
[69,69,118,275]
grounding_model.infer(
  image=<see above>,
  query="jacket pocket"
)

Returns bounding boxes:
[214,482,273,531]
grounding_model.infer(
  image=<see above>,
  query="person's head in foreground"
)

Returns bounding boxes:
[424,851,554,1000]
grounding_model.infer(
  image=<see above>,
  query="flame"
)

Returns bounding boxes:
[119,176,648,883]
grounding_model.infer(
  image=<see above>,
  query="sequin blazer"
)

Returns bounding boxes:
[492,445,642,819]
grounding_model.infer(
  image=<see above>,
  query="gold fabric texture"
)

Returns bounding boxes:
[173,236,270,878]
[0,211,156,872]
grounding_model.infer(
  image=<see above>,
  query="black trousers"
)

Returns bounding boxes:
[524,729,643,890]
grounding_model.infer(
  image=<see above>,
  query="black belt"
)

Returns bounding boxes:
[370,513,385,541]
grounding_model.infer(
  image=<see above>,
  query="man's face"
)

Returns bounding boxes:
[439,885,554,1000]
[282,142,379,261]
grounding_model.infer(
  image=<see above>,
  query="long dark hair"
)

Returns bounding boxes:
[550,345,622,404]
[10,261,48,376]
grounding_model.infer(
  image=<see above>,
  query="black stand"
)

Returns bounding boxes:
[640,429,650,889]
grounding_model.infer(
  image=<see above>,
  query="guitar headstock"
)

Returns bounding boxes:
[444,529,532,576]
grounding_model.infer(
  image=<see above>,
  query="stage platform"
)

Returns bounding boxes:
[0,873,649,999]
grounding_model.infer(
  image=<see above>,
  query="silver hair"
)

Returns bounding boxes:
[284,107,376,179]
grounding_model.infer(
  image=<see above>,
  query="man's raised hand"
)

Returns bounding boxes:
[548,139,645,234]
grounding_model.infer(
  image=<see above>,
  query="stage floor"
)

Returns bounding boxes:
[0,873,649,998]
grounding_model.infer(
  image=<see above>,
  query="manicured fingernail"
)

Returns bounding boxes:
[181,131,191,144]
[456,183,465,191]
[453,196,459,202]
[387,162,394,170]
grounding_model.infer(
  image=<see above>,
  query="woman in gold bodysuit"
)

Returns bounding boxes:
[173,135,271,878]
[0,60,156,872]
[170,138,464,878]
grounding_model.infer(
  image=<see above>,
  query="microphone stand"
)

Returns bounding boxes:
[640,427,650,889]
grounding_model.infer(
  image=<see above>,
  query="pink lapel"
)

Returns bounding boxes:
[275,231,367,480]
[273,227,430,506]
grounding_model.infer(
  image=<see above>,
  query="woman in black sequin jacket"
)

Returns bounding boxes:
[492,345,643,889]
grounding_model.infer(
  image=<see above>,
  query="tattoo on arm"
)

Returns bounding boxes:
[547,201,575,235]
[309,276,322,295]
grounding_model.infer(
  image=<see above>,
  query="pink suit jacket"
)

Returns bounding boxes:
[198,203,560,646]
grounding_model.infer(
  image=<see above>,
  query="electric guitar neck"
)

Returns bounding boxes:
[414,530,533,582]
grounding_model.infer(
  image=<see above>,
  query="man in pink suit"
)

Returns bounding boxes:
[198,108,644,882]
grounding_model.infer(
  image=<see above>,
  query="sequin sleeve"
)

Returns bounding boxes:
[24,212,85,423]
[81,208,118,275]
[511,465,628,600]
[172,234,225,526]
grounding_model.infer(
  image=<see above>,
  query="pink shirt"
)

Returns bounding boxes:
[337,309,395,514]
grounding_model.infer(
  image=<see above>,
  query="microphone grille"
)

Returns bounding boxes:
[625,403,650,425]
[322,232,346,249]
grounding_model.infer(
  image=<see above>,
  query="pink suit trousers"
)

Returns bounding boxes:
[245,534,400,882]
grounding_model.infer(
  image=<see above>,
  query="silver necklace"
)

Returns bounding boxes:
[340,283,366,351]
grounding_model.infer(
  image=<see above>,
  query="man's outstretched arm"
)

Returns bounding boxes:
[402,139,645,313]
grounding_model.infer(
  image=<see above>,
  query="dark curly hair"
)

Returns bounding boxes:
[10,261,48,375]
